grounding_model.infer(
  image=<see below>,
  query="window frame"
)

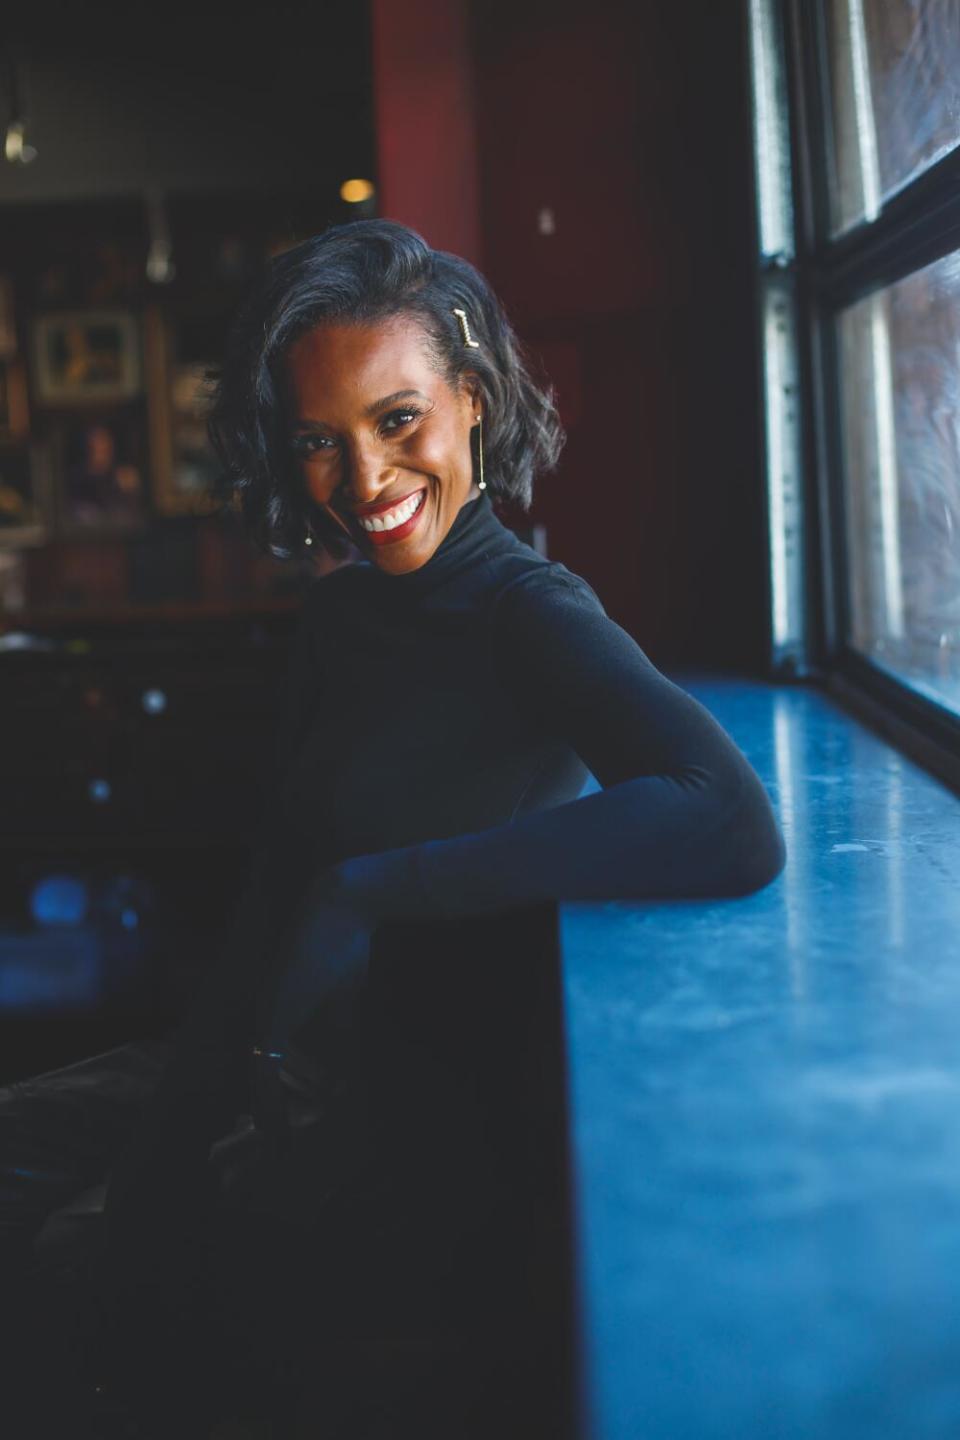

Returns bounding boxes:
[773,0,960,794]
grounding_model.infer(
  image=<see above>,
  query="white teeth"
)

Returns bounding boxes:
[360,490,424,533]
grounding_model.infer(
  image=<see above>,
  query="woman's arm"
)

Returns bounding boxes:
[328,570,787,921]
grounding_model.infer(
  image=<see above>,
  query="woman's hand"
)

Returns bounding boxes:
[250,845,434,1132]
[254,863,376,1062]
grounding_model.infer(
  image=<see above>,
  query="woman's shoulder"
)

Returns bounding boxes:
[487,551,608,627]
[295,548,607,631]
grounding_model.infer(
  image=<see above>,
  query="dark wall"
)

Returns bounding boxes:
[0,4,373,203]
[471,0,765,671]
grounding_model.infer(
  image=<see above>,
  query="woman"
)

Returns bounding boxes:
[90,217,786,1428]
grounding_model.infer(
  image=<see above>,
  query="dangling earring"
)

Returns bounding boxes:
[304,530,313,546]
[475,414,486,490]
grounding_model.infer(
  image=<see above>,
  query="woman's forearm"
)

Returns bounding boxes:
[330,756,785,923]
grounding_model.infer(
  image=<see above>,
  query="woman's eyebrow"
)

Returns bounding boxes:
[291,390,430,431]
[364,388,430,416]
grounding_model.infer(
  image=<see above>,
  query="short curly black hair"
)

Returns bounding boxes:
[207,218,565,561]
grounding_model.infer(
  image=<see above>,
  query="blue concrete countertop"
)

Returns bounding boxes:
[561,675,960,1440]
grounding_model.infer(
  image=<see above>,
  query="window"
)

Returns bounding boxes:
[748,0,960,784]
[821,0,960,235]
[838,256,960,712]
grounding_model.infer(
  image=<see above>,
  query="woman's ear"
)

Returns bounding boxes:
[460,371,483,420]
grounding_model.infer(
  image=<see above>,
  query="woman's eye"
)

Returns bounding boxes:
[291,434,335,457]
[381,407,421,434]
[291,409,421,457]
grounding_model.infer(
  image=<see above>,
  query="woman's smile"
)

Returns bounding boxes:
[352,486,428,545]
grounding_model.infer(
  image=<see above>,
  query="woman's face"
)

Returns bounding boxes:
[283,316,481,575]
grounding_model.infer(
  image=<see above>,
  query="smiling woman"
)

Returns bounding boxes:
[88,219,787,1431]
[282,316,483,573]
[207,217,562,568]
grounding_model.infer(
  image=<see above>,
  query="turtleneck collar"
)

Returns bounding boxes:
[365,490,518,596]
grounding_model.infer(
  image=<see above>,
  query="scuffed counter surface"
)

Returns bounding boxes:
[561,675,960,1440]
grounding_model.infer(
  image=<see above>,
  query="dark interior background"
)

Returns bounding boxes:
[0,0,764,1079]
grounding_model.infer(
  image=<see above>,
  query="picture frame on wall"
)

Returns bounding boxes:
[53,411,147,536]
[144,305,220,517]
[0,359,30,442]
[33,310,141,406]
[0,446,50,548]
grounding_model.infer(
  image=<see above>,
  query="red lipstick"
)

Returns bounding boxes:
[355,487,428,547]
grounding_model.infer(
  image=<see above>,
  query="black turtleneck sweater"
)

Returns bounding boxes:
[261,488,786,917]
[95,488,786,1344]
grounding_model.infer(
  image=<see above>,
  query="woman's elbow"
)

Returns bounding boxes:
[720,774,787,896]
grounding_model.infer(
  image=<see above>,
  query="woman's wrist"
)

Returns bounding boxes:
[326,845,437,922]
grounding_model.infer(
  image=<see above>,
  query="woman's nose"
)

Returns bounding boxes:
[342,438,397,506]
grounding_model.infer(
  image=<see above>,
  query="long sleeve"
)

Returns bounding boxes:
[335,571,786,920]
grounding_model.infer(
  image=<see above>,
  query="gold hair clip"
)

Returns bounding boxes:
[452,307,480,348]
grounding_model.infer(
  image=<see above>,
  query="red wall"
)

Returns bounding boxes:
[370,0,482,264]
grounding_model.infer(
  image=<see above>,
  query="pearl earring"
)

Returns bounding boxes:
[476,414,486,490]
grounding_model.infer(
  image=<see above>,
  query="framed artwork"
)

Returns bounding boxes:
[54,412,147,535]
[0,446,49,548]
[33,310,141,406]
[144,306,219,517]
[0,359,30,442]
